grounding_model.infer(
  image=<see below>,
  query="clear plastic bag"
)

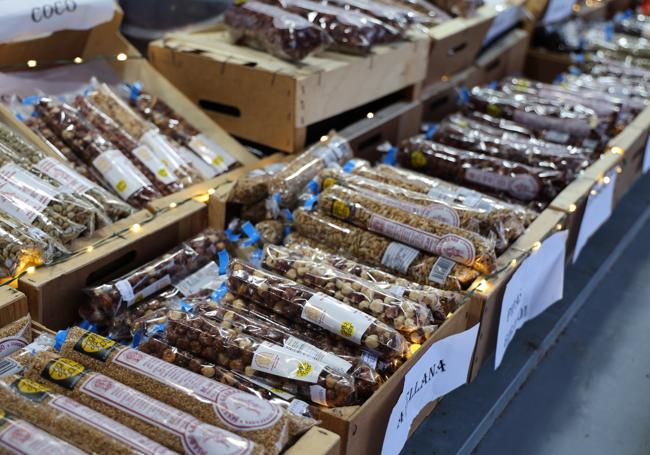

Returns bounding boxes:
[25,351,262,454]
[292,208,480,290]
[35,97,160,208]
[58,326,311,455]
[88,83,202,185]
[379,0,450,25]
[125,84,239,175]
[268,133,352,206]
[325,0,410,37]
[229,162,287,205]
[224,2,332,61]
[82,228,228,325]
[165,309,358,407]
[318,184,497,273]
[0,216,56,277]
[228,259,409,359]
[396,136,565,207]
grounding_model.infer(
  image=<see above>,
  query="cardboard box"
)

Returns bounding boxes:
[285,427,341,455]
[0,8,259,213]
[0,287,28,328]
[472,29,530,87]
[424,5,497,85]
[148,28,429,153]
[18,200,208,329]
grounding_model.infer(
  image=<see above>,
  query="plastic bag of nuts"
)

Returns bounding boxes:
[138,334,315,417]
[75,94,184,196]
[225,1,332,61]
[25,350,263,454]
[0,122,134,224]
[292,209,479,290]
[192,296,383,397]
[165,309,359,407]
[228,259,409,359]
[88,83,203,185]
[262,244,440,342]
[0,375,172,454]
[282,237,465,314]
[82,228,228,325]
[319,167,516,254]
[268,133,352,207]
[125,84,239,175]
[35,96,160,208]
[325,0,410,36]
[318,184,497,273]
[58,326,313,454]
[228,162,287,205]
[0,217,57,278]
[0,406,86,454]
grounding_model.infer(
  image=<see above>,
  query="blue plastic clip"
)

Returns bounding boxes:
[303,195,318,211]
[218,250,230,275]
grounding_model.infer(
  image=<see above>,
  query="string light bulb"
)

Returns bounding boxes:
[616,166,623,174]
[116,53,128,62]
[207,188,216,195]
[27,60,37,68]
[476,279,489,293]
[86,246,94,253]
[510,258,517,267]
[532,241,542,252]
[441,75,449,82]
[320,135,329,142]
[590,189,597,196]
[556,223,563,231]
[73,57,83,64]
[130,223,142,233]
[611,146,624,155]
[366,112,374,119]
[569,203,577,213]
[603,176,611,184]
[26,266,36,274]
[169,202,177,209]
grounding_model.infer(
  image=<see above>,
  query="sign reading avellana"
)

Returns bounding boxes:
[381,324,480,455]
[495,230,568,369]
[0,0,115,44]
[573,168,617,263]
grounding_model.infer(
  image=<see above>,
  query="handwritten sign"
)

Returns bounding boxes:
[0,0,115,44]
[541,0,576,25]
[381,324,480,455]
[573,169,617,263]
[643,136,650,174]
[495,230,567,369]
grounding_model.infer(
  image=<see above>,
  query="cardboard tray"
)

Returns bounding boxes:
[0,8,259,213]
[0,287,29,328]
[423,5,497,85]
[148,28,429,153]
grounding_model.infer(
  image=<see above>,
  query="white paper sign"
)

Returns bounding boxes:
[495,230,568,369]
[541,0,576,25]
[381,324,480,455]
[483,4,523,46]
[0,0,116,44]
[573,169,617,263]
[642,134,650,174]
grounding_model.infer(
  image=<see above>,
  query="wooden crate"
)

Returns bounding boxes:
[285,427,340,455]
[420,67,476,122]
[0,288,28,329]
[148,28,429,154]
[424,5,497,85]
[472,28,530,87]
[18,200,208,330]
[0,8,259,214]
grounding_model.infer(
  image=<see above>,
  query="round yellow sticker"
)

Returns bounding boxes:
[331,200,351,219]
[17,378,51,394]
[296,361,313,378]
[116,180,128,193]
[322,177,337,189]
[48,358,85,381]
[410,150,427,168]
[340,321,355,338]
[486,103,501,117]
[80,333,116,354]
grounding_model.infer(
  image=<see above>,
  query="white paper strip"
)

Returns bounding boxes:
[381,324,480,455]
[0,0,115,44]
[495,230,568,369]
[573,169,617,263]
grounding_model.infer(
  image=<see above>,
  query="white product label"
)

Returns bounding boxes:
[309,384,328,406]
[140,131,185,174]
[382,324,480,455]
[643,134,650,174]
[132,145,178,185]
[112,347,282,430]
[92,149,148,200]
[188,134,236,172]
[0,0,115,44]
[0,336,28,359]
[80,374,253,455]
[0,417,85,455]
[116,275,172,306]
[48,395,175,455]
[465,168,540,201]
[573,170,617,263]
[495,230,567,369]
[428,257,456,285]
[387,285,406,298]
[287,399,310,416]
[35,157,97,195]
[301,293,375,344]
[513,110,590,137]
[283,336,352,375]
[361,351,378,370]
[368,214,475,265]
[0,164,55,223]
[0,358,22,377]
[252,342,325,383]
[381,242,419,274]
[114,279,135,303]
[177,146,219,179]
[175,262,222,297]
